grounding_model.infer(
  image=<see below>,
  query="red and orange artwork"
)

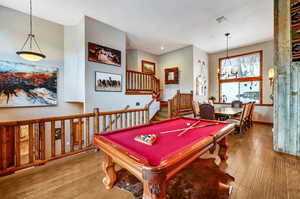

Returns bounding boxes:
[0,60,58,107]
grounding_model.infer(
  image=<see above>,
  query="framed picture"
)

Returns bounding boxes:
[0,60,58,107]
[88,42,121,67]
[165,67,179,84]
[95,71,122,92]
[142,60,156,74]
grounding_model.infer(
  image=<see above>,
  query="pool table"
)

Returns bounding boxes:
[93,117,235,199]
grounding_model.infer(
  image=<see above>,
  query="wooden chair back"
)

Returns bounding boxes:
[249,102,255,126]
[231,100,242,108]
[199,104,215,120]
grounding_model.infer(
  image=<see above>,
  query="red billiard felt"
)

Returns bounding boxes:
[96,117,229,166]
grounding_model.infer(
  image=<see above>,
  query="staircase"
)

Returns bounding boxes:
[152,106,169,121]
[126,70,160,100]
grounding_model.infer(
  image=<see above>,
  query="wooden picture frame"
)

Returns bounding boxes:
[141,60,156,74]
[165,67,179,84]
[88,42,121,67]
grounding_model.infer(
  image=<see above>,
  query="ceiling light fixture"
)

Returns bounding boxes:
[216,16,226,24]
[16,0,46,61]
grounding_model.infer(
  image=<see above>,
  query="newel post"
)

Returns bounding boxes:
[94,108,100,133]
[168,100,172,119]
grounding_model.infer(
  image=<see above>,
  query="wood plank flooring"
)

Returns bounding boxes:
[0,124,300,199]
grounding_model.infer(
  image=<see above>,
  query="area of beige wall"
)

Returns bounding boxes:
[158,46,194,100]
[0,6,83,122]
[126,49,158,76]
[208,40,274,123]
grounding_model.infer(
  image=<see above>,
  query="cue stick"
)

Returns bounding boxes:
[177,120,201,137]
[160,123,220,135]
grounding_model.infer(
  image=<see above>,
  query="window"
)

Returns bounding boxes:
[218,51,262,104]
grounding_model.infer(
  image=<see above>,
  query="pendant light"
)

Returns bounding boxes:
[223,33,232,68]
[16,0,46,61]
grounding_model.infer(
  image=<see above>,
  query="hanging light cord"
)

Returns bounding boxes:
[19,0,43,53]
[224,33,232,67]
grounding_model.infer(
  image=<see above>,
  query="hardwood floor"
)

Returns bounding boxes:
[0,124,300,199]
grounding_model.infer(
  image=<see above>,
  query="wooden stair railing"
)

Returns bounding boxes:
[126,70,160,99]
[104,105,130,131]
[168,90,193,118]
[0,107,151,176]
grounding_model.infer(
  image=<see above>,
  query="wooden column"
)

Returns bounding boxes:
[274,0,300,156]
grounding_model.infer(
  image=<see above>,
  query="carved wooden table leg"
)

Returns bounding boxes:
[218,137,228,162]
[142,169,167,199]
[102,154,117,189]
[142,181,167,199]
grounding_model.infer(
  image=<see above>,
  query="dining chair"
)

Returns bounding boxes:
[226,103,251,134]
[248,102,255,128]
[199,104,215,120]
[192,102,201,118]
[231,100,243,108]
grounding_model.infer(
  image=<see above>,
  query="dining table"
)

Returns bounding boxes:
[214,107,243,121]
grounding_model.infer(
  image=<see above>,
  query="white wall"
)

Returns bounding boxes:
[126,49,139,71]
[193,46,209,102]
[84,16,159,113]
[0,6,82,122]
[64,20,85,102]
[157,46,194,100]
[126,49,158,76]
[208,40,274,123]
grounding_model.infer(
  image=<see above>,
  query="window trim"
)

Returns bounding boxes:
[218,50,263,104]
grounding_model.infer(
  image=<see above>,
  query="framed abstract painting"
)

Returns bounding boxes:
[95,71,122,92]
[0,60,58,107]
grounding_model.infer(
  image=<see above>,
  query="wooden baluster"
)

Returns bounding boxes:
[28,123,34,163]
[109,115,113,131]
[1,126,8,170]
[139,74,142,90]
[131,73,134,91]
[132,112,136,126]
[143,74,145,90]
[145,74,147,90]
[120,113,123,129]
[61,120,65,154]
[51,121,56,158]
[15,126,21,167]
[146,108,150,124]
[138,111,141,125]
[126,71,129,90]
[129,112,133,127]
[70,119,74,152]
[103,115,107,132]
[78,118,83,150]
[142,111,145,124]
[86,117,90,146]
[148,75,150,90]
[39,122,46,160]
[94,108,100,133]
[114,114,118,129]
[134,73,136,90]
[125,113,128,128]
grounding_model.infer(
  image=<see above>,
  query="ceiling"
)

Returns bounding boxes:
[0,0,274,55]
